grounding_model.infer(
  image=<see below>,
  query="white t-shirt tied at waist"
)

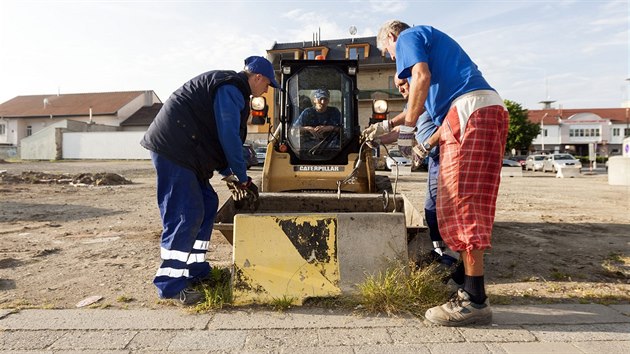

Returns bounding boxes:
[449,90,507,143]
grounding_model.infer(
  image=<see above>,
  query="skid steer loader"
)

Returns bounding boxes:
[214,59,424,305]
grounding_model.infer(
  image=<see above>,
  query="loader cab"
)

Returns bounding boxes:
[278,60,360,165]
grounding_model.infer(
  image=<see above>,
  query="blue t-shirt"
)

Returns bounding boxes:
[295,107,342,127]
[396,25,494,126]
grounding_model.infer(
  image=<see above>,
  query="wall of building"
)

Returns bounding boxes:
[62,131,150,159]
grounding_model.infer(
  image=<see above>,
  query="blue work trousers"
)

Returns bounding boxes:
[150,152,215,299]
[425,148,443,244]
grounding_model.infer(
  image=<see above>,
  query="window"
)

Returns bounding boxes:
[346,43,369,60]
[306,49,323,60]
[569,130,574,137]
[26,125,32,136]
[625,128,630,137]
[388,76,395,91]
[0,124,5,135]
[543,129,547,137]
[613,128,620,136]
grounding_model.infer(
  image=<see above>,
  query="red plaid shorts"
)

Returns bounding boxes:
[437,98,509,252]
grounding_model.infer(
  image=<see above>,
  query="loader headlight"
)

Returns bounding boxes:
[251,96,266,111]
[372,100,388,114]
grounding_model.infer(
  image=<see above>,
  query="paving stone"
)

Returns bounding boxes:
[50,330,137,350]
[279,346,354,354]
[499,342,580,353]
[458,325,537,343]
[0,330,64,350]
[493,304,628,325]
[426,343,508,354]
[387,326,463,344]
[610,304,630,317]
[573,340,630,353]
[209,309,420,330]
[126,330,178,351]
[0,310,15,320]
[352,343,430,353]
[168,330,247,351]
[243,329,319,350]
[317,327,392,346]
[525,322,630,342]
[0,309,210,330]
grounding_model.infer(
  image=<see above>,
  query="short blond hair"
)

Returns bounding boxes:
[376,20,411,53]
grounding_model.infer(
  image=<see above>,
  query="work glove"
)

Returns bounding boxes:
[223,175,260,211]
[412,141,431,161]
[397,125,416,159]
[361,120,391,143]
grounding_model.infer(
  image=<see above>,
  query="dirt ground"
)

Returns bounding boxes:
[0,160,628,309]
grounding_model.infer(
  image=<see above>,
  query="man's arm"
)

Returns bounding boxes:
[214,85,248,183]
[404,62,430,127]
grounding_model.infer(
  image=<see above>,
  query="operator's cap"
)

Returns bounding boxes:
[244,56,280,89]
[312,88,330,99]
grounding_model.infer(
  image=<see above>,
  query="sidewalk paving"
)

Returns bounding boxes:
[1,304,629,353]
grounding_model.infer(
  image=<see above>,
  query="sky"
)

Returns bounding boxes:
[0,0,628,110]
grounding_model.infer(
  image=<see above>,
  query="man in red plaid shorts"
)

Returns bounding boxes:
[369,20,509,326]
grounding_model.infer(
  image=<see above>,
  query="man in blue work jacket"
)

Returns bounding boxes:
[141,56,279,305]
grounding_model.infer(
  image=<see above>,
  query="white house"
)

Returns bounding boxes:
[0,91,161,159]
[527,108,630,157]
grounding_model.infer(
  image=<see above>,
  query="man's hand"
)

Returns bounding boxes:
[412,141,430,161]
[397,125,415,159]
[223,175,260,211]
[361,120,391,142]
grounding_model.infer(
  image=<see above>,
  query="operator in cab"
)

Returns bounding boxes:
[293,88,342,141]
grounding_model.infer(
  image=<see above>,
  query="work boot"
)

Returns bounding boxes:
[424,289,492,327]
[178,288,205,306]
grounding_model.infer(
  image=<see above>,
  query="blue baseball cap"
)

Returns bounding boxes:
[244,56,280,89]
[312,88,330,99]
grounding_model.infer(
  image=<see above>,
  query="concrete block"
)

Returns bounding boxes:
[608,156,630,186]
[501,167,523,177]
[232,212,407,305]
[391,164,412,176]
[556,166,580,178]
[336,213,407,293]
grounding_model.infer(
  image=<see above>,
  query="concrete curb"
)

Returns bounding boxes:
[1,304,628,353]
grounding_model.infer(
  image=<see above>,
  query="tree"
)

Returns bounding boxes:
[504,99,540,154]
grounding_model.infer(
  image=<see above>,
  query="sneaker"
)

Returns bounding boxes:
[178,288,205,306]
[424,289,492,326]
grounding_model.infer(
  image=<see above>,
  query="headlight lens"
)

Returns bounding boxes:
[251,96,266,111]
[373,99,388,114]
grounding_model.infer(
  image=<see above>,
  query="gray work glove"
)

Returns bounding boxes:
[413,142,430,161]
[223,175,260,211]
[361,120,391,143]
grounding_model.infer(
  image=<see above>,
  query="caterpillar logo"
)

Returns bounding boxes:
[294,166,344,172]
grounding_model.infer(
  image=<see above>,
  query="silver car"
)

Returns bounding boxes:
[525,155,546,171]
[542,153,582,173]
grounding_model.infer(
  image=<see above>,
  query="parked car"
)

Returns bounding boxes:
[507,155,527,169]
[502,159,521,167]
[525,154,546,171]
[254,146,267,165]
[542,153,582,173]
[242,144,257,169]
[385,149,412,170]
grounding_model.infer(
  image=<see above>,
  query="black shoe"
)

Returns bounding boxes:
[178,288,204,306]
